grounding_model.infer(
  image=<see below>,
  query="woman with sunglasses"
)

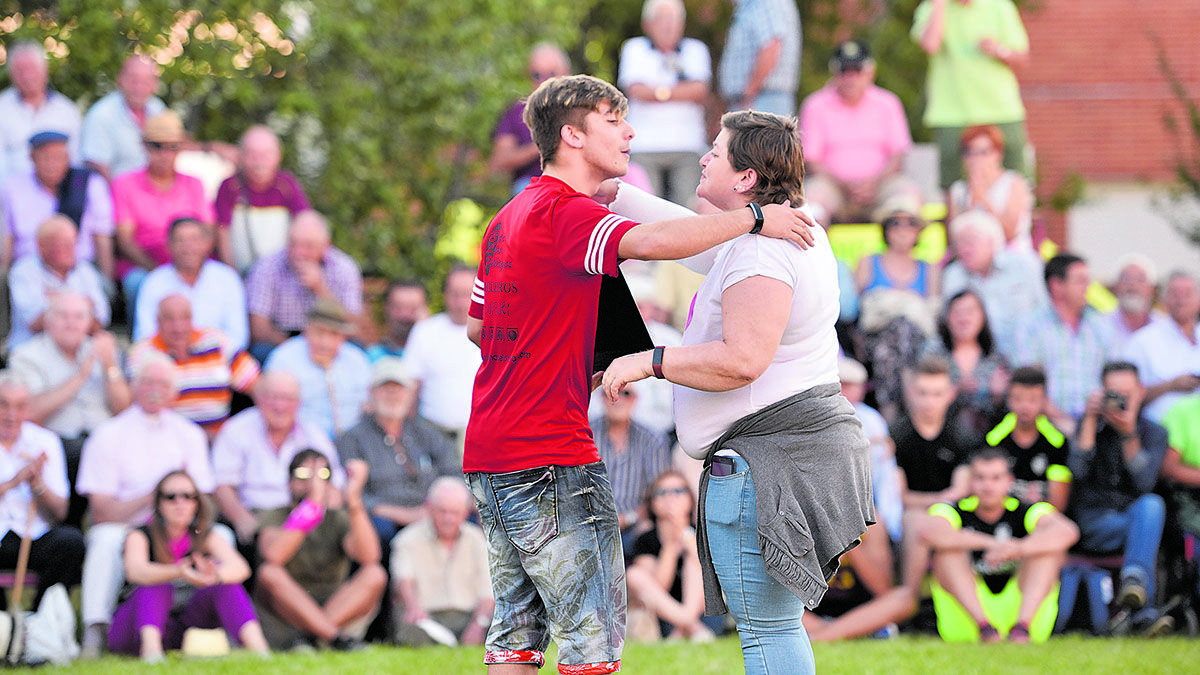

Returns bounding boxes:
[109,470,269,662]
[602,111,873,674]
[854,197,940,421]
[946,124,1033,253]
[625,470,712,642]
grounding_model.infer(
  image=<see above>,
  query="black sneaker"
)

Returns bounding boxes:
[329,634,366,652]
[1108,607,1134,636]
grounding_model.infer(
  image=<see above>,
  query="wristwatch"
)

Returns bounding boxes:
[747,203,764,234]
[654,85,671,102]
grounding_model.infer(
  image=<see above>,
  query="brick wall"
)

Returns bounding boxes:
[1020,0,1200,242]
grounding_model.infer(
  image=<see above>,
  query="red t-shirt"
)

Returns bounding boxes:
[464,176,639,473]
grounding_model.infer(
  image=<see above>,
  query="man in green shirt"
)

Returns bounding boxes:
[912,0,1030,189]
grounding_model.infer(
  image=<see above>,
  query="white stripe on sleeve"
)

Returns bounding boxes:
[585,214,627,275]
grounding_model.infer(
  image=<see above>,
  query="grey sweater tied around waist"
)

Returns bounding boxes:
[695,383,875,614]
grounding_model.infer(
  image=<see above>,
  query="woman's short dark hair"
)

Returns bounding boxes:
[720,110,805,206]
[936,290,996,356]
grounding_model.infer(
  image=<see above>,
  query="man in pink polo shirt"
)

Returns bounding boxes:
[110,111,214,320]
[799,41,923,224]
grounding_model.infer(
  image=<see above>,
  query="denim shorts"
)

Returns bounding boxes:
[467,462,625,672]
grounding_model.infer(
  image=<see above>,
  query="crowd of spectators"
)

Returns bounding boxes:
[0,0,1197,661]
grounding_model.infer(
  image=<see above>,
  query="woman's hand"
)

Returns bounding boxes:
[592,179,621,206]
[180,555,218,588]
[658,511,689,550]
[600,351,654,402]
[988,366,1010,399]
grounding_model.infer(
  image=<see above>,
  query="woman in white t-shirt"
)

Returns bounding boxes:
[946,124,1034,253]
[602,111,871,675]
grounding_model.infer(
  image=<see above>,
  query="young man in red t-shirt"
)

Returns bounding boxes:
[464,74,812,674]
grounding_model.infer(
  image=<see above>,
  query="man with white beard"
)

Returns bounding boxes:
[1106,255,1162,353]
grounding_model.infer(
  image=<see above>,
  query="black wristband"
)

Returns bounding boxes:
[747,202,764,234]
[651,346,665,379]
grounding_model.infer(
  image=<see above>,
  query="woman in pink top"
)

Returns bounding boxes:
[108,471,268,662]
[111,111,214,312]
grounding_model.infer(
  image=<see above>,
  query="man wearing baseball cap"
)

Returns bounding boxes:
[336,357,459,551]
[799,40,923,224]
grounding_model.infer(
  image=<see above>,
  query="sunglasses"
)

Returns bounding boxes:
[530,70,561,82]
[882,216,920,229]
[652,487,689,498]
[292,466,332,481]
[160,492,198,502]
[961,146,995,157]
[145,140,183,151]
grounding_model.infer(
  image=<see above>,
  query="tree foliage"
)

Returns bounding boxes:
[0,0,952,287]
[286,0,592,283]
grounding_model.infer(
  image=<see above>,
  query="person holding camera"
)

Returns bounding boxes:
[1066,361,1171,635]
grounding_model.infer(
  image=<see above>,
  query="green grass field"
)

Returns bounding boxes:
[30,635,1200,674]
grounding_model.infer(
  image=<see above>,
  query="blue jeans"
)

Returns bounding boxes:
[706,453,813,675]
[467,462,625,671]
[121,266,150,322]
[1077,493,1166,601]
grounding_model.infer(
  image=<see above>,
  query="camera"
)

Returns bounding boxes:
[1102,390,1128,412]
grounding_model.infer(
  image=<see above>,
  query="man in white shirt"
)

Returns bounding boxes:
[134,217,248,349]
[1123,270,1200,423]
[212,370,343,547]
[7,215,110,351]
[75,352,214,657]
[0,371,84,606]
[618,0,712,206]
[402,264,482,450]
[9,291,130,530]
[80,55,166,180]
[1107,255,1163,354]
[0,41,81,182]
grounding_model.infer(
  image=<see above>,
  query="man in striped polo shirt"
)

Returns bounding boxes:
[129,294,259,439]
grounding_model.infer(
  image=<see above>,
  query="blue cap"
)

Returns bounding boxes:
[28,131,69,149]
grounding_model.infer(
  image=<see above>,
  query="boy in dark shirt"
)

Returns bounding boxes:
[985,366,1072,511]
[920,447,1078,643]
[891,355,978,513]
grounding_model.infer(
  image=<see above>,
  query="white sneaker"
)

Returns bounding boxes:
[80,623,107,660]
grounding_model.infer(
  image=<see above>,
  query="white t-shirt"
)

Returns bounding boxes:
[1123,319,1200,423]
[674,227,841,458]
[77,405,214,525]
[618,36,712,155]
[402,313,483,430]
[0,422,70,539]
